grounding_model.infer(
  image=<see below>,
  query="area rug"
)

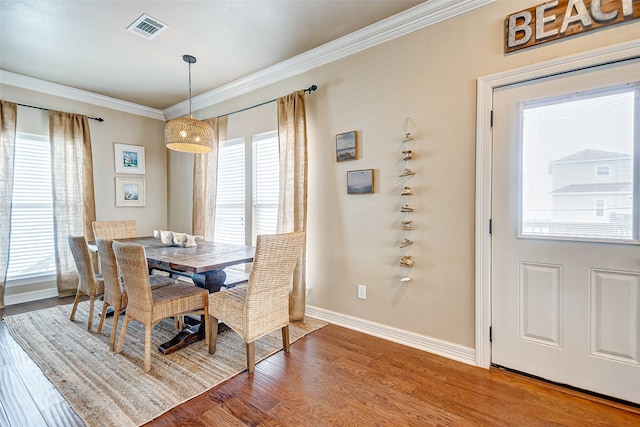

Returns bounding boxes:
[4,301,326,427]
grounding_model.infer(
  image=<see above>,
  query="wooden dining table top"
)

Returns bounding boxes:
[89,236,255,274]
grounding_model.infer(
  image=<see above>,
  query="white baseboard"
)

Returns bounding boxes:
[5,288,59,306]
[305,305,476,366]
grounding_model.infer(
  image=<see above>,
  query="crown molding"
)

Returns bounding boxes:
[0,70,166,121]
[1,0,495,121]
[164,0,496,119]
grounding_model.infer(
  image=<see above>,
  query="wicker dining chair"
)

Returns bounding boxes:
[95,238,177,351]
[113,241,209,372]
[208,231,305,373]
[92,220,137,240]
[68,235,105,332]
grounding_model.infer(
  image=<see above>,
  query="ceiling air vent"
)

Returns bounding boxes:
[126,14,169,40]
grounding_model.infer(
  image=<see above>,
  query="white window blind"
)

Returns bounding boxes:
[214,131,280,247]
[7,133,56,282]
[252,131,279,244]
[521,85,637,241]
[214,138,246,245]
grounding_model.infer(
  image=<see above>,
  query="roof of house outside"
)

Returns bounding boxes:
[550,149,631,165]
[552,182,632,194]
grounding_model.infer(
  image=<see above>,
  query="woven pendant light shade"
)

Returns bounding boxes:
[165,54,213,153]
[165,116,213,153]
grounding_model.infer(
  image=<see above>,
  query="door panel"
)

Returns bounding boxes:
[519,262,562,347]
[590,269,640,364]
[492,59,640,404]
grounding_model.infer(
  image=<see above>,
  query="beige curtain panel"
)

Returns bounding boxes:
[277,90,308,321]
[49,110,97,297]
[0,100,17,309]
[192,116,228,240]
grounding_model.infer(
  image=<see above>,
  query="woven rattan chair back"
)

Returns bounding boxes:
[95,238,126,350]
[111,242,153,322]
[67,235,105,332]
[244,231,306,337]
[112,241,209,372]
[208,231,305,372]
[92,220,137,240]
[96,239,124,307]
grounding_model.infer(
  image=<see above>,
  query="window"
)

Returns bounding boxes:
[7,133,56,283]
[520,84,638,241]
[214,131,279,246]
[252,132,279,240]
[214,138,246,245]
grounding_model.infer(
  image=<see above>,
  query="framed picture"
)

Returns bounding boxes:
[114,143,145,174]
[347,169,374,194]
[115,178,145,207]
[336,131,357,162]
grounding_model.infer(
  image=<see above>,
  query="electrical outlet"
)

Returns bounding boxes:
[357,284,367,300]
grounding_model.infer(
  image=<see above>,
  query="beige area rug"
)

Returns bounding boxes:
[4,301,326,427]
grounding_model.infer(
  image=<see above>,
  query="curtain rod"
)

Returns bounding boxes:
[16,103,105,122]
[217,84,317,119]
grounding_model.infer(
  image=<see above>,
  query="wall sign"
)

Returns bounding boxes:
[505,0,639,53]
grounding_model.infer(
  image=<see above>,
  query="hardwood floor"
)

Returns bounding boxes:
[2,297,639,426]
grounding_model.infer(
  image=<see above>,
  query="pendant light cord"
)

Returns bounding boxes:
[188,60,193,118]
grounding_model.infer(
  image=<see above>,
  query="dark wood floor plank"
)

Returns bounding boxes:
[198,403,249,427]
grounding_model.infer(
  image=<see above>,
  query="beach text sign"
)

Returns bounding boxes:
[505,0,640,53]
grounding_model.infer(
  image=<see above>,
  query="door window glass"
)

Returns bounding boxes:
[520,85,638,241]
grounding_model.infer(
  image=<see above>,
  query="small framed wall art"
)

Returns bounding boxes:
[347,169,374,194]
[114,143,145,174]
[336,130,357,162]
[115,178,145,207]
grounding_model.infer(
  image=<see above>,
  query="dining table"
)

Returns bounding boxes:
[89,236,255,354]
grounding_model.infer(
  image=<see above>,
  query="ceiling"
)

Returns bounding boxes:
[1,0,426,112]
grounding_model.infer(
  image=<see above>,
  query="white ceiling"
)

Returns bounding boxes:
[1,0,426,112]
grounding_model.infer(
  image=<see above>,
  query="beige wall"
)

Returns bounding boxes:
[1,84,167,299]
[1,85,168,234]
[170,0,640,349]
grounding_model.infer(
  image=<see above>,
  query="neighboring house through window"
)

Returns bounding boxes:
[520,85,637,240]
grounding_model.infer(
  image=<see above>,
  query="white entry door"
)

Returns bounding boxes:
[491,58,640,404]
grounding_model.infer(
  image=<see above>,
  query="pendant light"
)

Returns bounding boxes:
[165,55,214,153]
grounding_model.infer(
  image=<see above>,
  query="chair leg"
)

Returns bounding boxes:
[204,304,210,347]
[246,341,255,373]
[87,295,96,332]
[208,315,218,354]
[97,301,109,333]
[109,301,121,352]
[282,325,290,352]
[115,315,131,354]
[144,324,152,372]
[69,291,82,321]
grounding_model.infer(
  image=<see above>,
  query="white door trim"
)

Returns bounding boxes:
[475,39,640,368]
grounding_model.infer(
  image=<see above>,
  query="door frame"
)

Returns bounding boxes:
[474,39,640,368]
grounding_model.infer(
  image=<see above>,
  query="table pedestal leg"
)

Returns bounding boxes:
[191,269,227,293]
[157,269,226,355]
